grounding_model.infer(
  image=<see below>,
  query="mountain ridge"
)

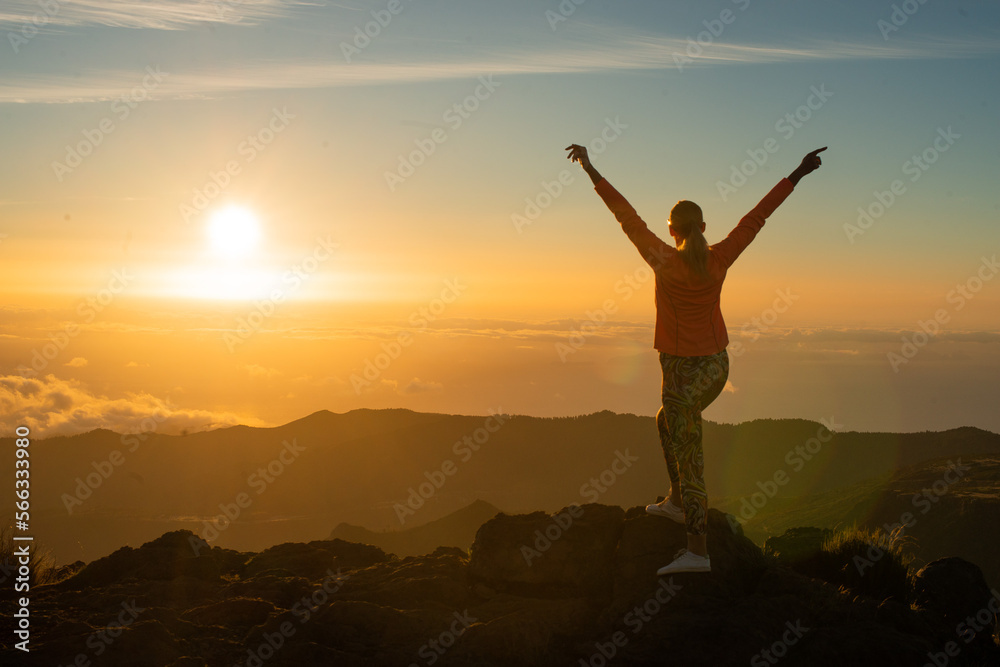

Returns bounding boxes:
[12,408,998,441]
[3,410,999,566]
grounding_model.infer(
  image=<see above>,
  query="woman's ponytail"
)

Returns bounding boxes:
[678,226,710,280]
[670,200,711,281]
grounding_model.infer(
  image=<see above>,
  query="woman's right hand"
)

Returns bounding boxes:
[566,144,592,170]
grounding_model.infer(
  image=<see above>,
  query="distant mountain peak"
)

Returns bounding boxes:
[327,499,503,557]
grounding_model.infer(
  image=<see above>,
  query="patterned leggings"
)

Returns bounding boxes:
[655,349,729,536]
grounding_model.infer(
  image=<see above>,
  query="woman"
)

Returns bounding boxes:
[565,143,826,574]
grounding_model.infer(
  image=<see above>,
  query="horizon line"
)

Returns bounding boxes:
[7,406,996,441]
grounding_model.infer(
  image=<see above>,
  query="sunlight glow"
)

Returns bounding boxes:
[179,266,280,301]
[207,206,261,259]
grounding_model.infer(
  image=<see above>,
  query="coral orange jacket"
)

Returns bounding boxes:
[594,177,795,356]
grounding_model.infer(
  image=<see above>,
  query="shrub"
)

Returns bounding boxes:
[0,525,61,597]
[819,524,916,602]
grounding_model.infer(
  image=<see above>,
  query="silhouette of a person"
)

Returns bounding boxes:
[566,142,826,574]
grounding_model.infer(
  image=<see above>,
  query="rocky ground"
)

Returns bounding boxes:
[2,504,998,666]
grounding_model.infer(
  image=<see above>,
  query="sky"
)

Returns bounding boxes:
[1,0,998,437]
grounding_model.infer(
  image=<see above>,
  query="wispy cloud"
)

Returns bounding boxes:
[243,363,281,378]
[399,377,444,395]
[0,0,317,30]
[2,29,998,104]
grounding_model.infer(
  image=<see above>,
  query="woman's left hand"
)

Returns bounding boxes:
[796,146,827,176]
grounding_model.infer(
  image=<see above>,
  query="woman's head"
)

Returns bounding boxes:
[668,200,705,242]
[669,200,710,280]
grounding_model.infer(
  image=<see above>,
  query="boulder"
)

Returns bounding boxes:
[179,597,278,630]
[241,539,391,580]
[912,557,999,648]
[763,526,833,572]
[609,507,766,617]
[56,530,244,590]
[468,503,625,598]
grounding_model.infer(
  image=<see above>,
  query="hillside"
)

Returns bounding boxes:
[2,409,998,564]
[718,455,1000,590]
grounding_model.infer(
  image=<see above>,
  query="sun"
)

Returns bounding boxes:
[207,205,261,259]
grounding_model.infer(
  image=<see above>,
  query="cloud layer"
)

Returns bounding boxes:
[0,373,262,438]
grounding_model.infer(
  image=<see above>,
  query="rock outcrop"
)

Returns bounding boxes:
[2,505,998,666]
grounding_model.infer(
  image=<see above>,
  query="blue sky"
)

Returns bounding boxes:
[3,0,998,283]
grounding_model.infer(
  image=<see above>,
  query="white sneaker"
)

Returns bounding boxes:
[656,548,711,575]
[645,497,685,524]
